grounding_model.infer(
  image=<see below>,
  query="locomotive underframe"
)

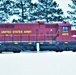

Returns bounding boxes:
[0,41,76,53]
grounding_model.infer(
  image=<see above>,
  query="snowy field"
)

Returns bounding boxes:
[0,51,76,75]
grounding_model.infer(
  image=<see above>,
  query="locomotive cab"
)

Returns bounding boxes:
[56,22,72,41]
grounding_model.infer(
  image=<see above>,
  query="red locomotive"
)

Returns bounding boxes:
[0,21,76,53]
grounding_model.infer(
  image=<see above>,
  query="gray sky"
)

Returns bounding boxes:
[55,0,72,16]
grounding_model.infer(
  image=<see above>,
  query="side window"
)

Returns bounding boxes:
[62,27,68,32]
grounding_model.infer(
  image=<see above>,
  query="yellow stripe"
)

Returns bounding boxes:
[64,42,68,44]
[28,42,32,44]
[40,42,43,44]
[14,42,18,44]
[49,42,52,44]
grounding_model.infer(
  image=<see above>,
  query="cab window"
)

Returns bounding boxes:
[62,27,68,32]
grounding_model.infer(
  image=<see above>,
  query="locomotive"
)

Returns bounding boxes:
[0,21,76,53]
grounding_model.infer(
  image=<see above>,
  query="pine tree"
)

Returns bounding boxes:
[12,0,32,22]
[0,0,32,23]
[67,0,76,26]
[0,0,15,23]
[0,0,64,23]
[0,0,8,23]
[72,0,76,4]
[29,0,64,22]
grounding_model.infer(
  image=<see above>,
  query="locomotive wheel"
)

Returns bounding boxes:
[55,50,63,52]
[55,50,59,52]
[17,50,21,53]
[55,47,60,52]
[26,45,34,51]
[0,51,2,53]
[59,50,63,52]
[13,50,21,53]
[72,48,76,52]
[13,49,17,53]
[13,51,17,53]
[73,50,76,52]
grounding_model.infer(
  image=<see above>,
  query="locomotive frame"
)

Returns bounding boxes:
[0,21,76,53]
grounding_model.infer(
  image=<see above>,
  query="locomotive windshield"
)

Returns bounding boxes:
[62,27,68,32]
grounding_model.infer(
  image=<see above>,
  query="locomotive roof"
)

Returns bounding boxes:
[0,22,57,25]
[0,23,37,25]
[58,22,71,27]
[0,21,71,26]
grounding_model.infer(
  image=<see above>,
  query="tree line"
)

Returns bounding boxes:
[0,0,76,26]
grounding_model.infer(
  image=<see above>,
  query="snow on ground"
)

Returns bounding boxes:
[0,52,76,75]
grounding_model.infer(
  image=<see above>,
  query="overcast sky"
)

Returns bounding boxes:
[55,0,72,16]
